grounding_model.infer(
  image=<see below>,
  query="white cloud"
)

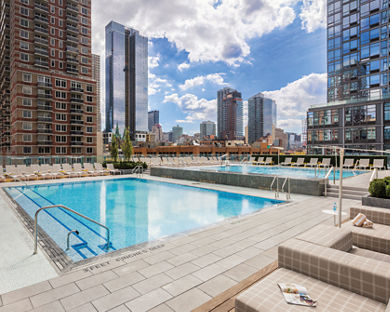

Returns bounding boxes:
[179,73,227,90]
[148,55,160,68]
[92,0,303,65]
[263,73,327,133]
[149,76,173,95]
[164,93,217,123]
[300,0,326,33]
[178,62,190,71]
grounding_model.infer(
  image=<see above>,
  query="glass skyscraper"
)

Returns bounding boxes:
[307,0,390,152]
[105,21,148,138]
[248,93,277,144]
[217,88,243,140]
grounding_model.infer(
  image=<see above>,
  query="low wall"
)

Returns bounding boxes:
[150,167,326,196]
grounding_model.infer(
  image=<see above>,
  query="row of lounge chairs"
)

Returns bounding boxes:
[142,156,222,167]
[0,163,120,182]
[250,156,386,170]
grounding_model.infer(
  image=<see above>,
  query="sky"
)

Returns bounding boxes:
[91,0,327,135]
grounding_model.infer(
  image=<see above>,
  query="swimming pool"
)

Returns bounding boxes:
[190,165,367,180]
[5,178,283,262]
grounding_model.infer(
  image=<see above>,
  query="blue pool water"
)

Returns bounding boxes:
[5,178,283,262]
[192,165,366,180]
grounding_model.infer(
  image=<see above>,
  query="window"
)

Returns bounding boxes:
[86,116,92,123]
[20,41,29,50]
[55,113,67,121]
[86,85,93,92]
[51,17,55,24]
[56,147,67,154]
[22,86,32,94]
[81,57,89,64]
[81,37,89,45]
[23,134,32,142]
[86,106,93,112]
[50,28,55,35]
[56,124,67,132]
[55,102,67,110]
[55,79,67,88]
[22,122,32,130]
[22,98,32,106]
[20,30,29,39]
[59,62,63,69]
[55,136,67,143]
[20,18,29,27]
[51,49,55,57]
[81,7,88,14]
[23,110,32,118]
[86,147,93,154]
[20,53,29,62]
[21,0,29,3]
[86,95,93,102]
[20,7,29,16]
[23,147,32,154]
[55,91,67,99]
[38,147,51,154]
[86,127,93,133]
[22,73,32,82]
[81,17,88,25]
[86,137,93,143]
[59,19,63,27]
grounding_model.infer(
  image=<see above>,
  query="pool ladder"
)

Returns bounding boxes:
[132,165,144,177]
[33,204,111,255]
[270,176,291,200]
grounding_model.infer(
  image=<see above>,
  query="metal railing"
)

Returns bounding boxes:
[33,204,111,255]
[270,176,279,198]
[370,168,379,182]
[324,166,335,196]
[132,165,143,177]
[281,177,291,200]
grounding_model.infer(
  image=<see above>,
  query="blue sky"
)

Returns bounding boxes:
[92,0,327,134]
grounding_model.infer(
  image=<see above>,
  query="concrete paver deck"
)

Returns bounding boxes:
[0,172,360,311]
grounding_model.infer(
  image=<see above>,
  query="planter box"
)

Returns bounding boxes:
[362,196,390,209]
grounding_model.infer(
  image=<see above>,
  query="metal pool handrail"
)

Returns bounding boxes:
[33,204,111,255]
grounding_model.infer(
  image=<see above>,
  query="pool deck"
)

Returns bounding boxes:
[0,173,365,312]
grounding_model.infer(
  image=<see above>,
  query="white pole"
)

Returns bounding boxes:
[338,148,344,228]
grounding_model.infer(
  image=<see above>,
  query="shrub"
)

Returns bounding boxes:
[384,176,390,185]
[103,161,147,170]
[369,179,387,198]
[386,185,390,198]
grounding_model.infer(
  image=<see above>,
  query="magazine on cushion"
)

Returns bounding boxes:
[278,283,317,307]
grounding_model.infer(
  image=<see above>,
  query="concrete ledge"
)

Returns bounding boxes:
[150,167,326,196]
[362,196,390,209]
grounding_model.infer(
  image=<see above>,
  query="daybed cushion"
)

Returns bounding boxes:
[348,221,390,254]
[235,268,386,312]
[295,224,352,251]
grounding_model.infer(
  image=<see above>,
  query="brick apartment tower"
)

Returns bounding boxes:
[0,0,97,158]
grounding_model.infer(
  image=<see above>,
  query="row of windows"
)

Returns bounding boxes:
[19,29,90,47]
[22,146,94,154]
[307,127,376,142]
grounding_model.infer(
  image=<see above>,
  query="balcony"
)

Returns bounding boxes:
[70,87,83,93]
[70,141,83,145]
[66,14,78,24]
[37,92,52,99]
[34,47,49,57]
[66,57,79,64]
[37,104,52,111]
[66,4,79,14]
[37,116,52,122]
[37,140,52,145]
[66,45,78,53]
[70,97,83,103]
[37,128,52,133]
[66,35,78,44]
[70,109,83,114]
[34,26,48,35]
[70,130,84,135]
[34,3,49,13]
[37,81,52,88]
[70,119,83,124]
[66,24,78,34]
[34,15,48,23]
[35,37,48,46]
[35,60,49,68]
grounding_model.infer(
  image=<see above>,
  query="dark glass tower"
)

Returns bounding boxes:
[105,21,148,139]
[217,88,243,140]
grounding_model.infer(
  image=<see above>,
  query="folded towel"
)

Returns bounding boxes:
[352,213,366,227]
[363,218,374,228]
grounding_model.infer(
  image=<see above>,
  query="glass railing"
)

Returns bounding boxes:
[310,93,390,109]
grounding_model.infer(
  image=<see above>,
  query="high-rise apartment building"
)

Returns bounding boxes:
[171,124,183,143]
[248,93,277,144]
[307,0,390,152]
[217,87,243,140]
[92,54,100,132]
[148,110,159,131]
[105,21,148,139]
[0,0,97,157]
[200,120,216,139]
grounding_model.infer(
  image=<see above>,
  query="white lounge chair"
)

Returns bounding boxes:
[263,157,273,166]
[319,158,331,168]
[343,158,355,169]
[23,165,38,181]
[280,157,292,166]
[306,158,318,167]
[373,159,385,170]
[253,157,264,165]
[8,165,27,181]
[61,163,79,177]
[356,159,370,170]
[83,163,98,176]
[107,163,121,175]
[94,163,109,175]
[292,157,305,167]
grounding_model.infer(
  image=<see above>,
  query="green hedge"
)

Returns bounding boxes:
[369,178,389,198]
[103,161,148,170]
[252,154,387,168]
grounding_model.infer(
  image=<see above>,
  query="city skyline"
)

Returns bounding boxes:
[90,1,328,135]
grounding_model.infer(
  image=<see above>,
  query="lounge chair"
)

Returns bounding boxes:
[83,163,98,176]
[107,163,121,175]
[94,163,110,175]
[61,163,78,177]
[253,157,264,165]
[306,158,318,167]
[356,158,370,170]
[38,164,57,179]
[343,158,355,169]
[292,157,305,167]
[263,157,273,166]
[23,166,38,180]
[319,158,331,168]
[73,163,88,177]
[373,159,385,170]
[280,157,292,166]
[8,165,27,181]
